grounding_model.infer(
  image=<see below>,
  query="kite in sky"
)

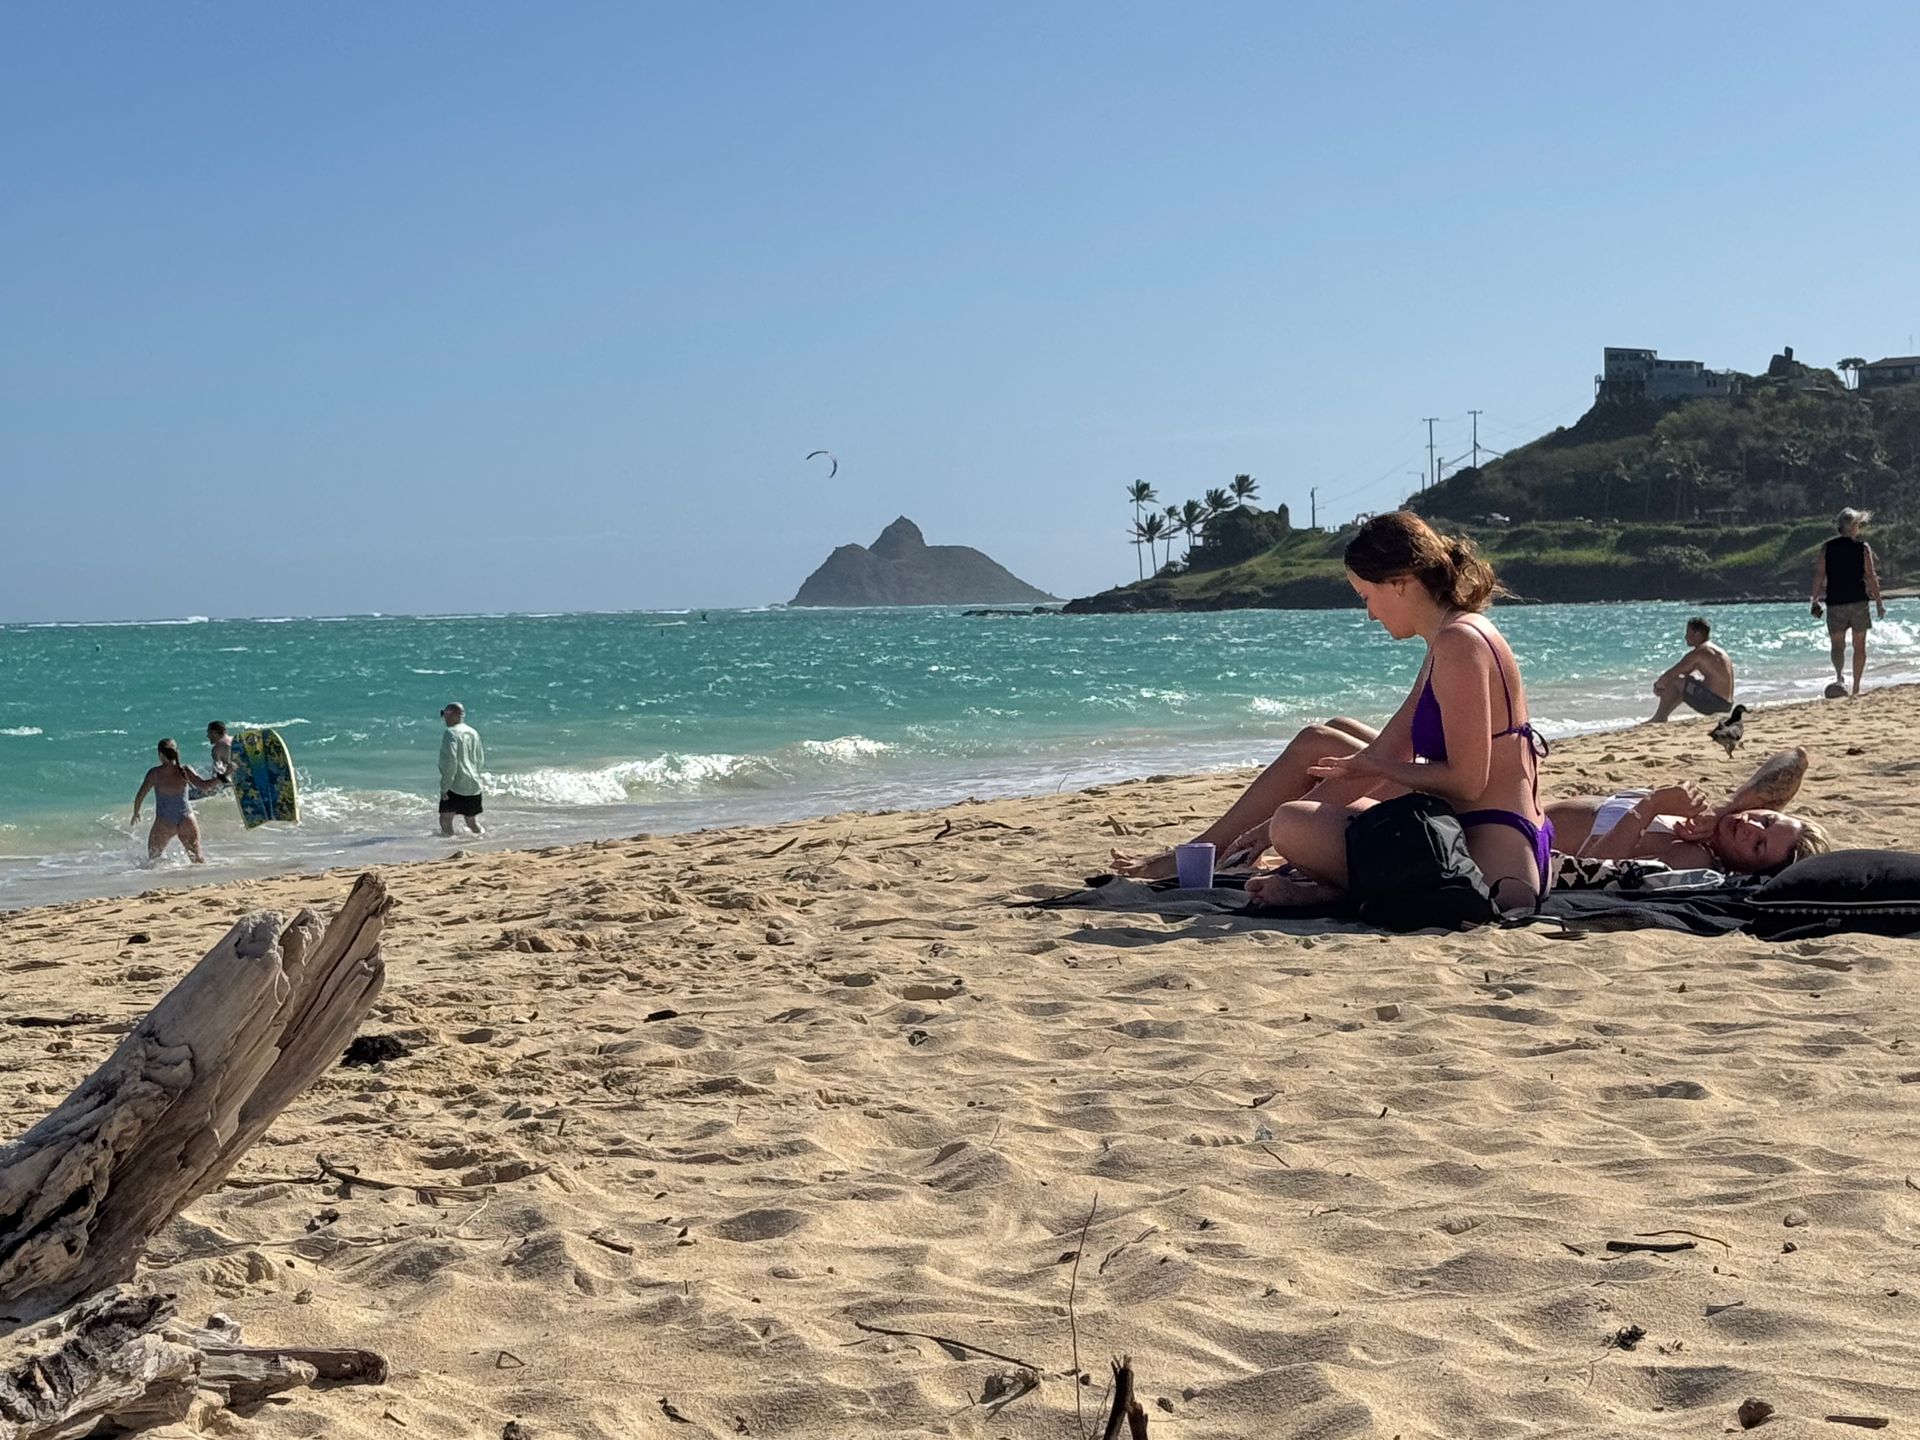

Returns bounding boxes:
[806,449,838,478]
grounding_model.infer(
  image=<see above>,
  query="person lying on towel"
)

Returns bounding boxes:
[1113,724,1828,884]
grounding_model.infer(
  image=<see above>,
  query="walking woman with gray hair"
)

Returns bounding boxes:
[1811,508,1886,697]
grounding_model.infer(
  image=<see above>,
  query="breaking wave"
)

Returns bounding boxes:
[484,735,896,806]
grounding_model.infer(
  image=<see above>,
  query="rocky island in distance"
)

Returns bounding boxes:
[790,517,1059,607]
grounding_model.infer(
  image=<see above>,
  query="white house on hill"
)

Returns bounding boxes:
[1596,347,1740,402]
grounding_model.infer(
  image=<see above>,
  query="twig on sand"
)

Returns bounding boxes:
[220,1168,328,1190]
[317,1155,497,1205]
[978,1368,1042,1418]
[1069,1192,1099,1438]
[882,817,1030,851]
[1634,1228,1731,1250]
[845,1319,1039,1371]
[1100,1355,1150,1439]
[1098,1225,1159,1275]
[789,836,853,881]
[1604,1239,1696,1255]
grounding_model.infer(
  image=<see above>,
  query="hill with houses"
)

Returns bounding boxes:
[1066,345,1920,612]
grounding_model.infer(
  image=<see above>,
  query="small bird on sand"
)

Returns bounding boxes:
[1710,704,1747,758]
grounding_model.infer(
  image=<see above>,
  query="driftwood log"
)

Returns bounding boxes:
[0,875,393,1438]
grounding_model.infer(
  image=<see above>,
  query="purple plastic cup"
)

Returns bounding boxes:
[1174,842,1216,889]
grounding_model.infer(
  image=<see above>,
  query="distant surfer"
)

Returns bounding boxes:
[438,702,486,836]
[1648,616,1735,722]
[1810,507,1886,697]
[131,738,220,863]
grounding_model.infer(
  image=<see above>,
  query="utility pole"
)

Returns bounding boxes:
[1468,409,1482,471]
[1310,487,1317,530]
[1422,417,1439,490]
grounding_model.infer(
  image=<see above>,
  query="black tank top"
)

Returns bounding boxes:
[1824,536,1868,605]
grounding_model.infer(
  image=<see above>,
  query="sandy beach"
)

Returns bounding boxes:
[4,687,1919,1439]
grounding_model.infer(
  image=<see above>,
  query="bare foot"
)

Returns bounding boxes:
[1245,871,1340,907]
[1110,847,1177,881]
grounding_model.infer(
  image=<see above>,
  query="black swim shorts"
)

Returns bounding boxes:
[439,790,484,817]
[1681,676,1732,716]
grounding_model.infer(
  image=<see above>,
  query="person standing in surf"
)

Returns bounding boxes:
[196,720,236,796]
[131,738,221,863]
[438,702,486,836]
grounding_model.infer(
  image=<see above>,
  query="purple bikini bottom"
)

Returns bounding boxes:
[1456,808,1555,898]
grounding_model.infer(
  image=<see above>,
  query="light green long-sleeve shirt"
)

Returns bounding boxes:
[440,723,484,796]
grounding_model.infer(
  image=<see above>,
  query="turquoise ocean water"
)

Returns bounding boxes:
[2,602,1915,908]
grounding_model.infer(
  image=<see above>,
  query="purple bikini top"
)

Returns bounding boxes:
[1411,621,1542,763]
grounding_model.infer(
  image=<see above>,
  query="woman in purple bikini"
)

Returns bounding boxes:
[1246,511,1551,910]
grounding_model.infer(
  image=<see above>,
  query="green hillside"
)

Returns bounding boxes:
[1412,363,1920,530]
[1063,517,1874,612]
[1067,359,1920,612]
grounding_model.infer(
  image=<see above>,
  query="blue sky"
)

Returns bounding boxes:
[3,2,1916,621]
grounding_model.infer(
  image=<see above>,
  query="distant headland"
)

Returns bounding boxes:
[791,517,1059,607]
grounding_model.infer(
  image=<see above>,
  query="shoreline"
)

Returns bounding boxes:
[6,599,1918,913]
[0,686,1914,1436]
[11,679,1904,925]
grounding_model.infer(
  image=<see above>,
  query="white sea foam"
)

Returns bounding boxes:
[483,752,761,806]
[409,668,450,675]
[797,735,892,762]
[478,737,892,808]
[0,727,43,737]
[298,786,434,822]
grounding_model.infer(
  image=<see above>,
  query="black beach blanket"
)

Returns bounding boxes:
[1041,873,1758,937]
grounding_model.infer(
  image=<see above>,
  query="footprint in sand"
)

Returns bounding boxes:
[1597,1079,1711,1101]
[896,979,964,1001]
[710,1207,809,1242]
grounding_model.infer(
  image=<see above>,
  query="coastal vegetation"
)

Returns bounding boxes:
[1125,475,1276,575]
[1076,355,1920,612]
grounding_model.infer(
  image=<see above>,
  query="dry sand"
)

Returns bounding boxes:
[4,688,1920,1438]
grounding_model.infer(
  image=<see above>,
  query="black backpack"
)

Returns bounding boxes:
[1344,793,1500,932]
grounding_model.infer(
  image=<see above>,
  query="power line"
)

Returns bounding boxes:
[1321,450,1429,510]
[1422,417,1440,490]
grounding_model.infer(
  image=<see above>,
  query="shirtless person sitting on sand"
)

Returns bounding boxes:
[1111,725,1827,881]
[1649,616,1735,722]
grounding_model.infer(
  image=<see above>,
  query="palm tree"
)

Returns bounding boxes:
[1137,513,1168,574]
[1230,473,1259,507]
[1126,480,1157,579]
[1607,456,1640,521]
[1163,505,1184,568]
[1180,498,1207,558]
[1204,487,1232,519]
[1838,357,1867,391]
